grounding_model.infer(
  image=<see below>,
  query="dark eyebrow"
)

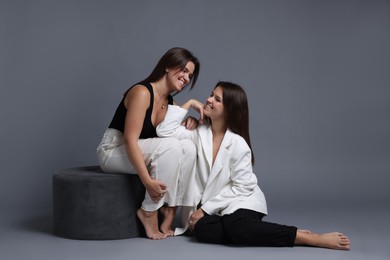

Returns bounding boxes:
[183,66,193,78]
[214,93,222,101]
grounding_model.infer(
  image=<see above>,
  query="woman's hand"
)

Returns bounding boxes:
[181,99,205,124]
[145,179,167,202]
[181,116,199,130]
[188,208,205,232]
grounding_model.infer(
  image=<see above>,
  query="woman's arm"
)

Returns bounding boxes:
[156,100,203,141]
[181,99,204,124]
[123,85,167,202]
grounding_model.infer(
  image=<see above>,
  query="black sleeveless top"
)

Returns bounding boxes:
[108,82,173,138]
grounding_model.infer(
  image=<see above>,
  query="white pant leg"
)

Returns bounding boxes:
[173,139,199,235]
[96,129,197,212]
[175,139,197,206]
[97,128,137,174]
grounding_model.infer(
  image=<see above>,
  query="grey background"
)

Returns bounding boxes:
[1,1,390,259]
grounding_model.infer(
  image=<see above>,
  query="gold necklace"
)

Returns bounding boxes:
[154,86,167,109]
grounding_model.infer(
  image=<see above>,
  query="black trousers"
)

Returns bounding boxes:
[194,209,297,247]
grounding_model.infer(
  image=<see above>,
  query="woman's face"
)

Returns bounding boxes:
[166,61,195,92]
[204,86,225,121]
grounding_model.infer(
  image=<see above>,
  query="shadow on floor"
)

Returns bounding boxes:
[18,214,54,235]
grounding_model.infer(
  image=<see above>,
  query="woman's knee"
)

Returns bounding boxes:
[194,215,226,244]
[157,138,195,160]
[157,138,182,157]
[179,139,196,160]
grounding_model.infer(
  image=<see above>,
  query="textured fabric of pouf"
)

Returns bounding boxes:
[53,166,146,240]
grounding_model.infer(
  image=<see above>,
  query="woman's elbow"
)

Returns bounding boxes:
[156,127,172,138]
[155,126,167,137]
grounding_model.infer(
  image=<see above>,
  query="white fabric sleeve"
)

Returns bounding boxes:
[156,105,197,141]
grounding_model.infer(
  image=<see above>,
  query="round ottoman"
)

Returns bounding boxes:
[52,166,146,240]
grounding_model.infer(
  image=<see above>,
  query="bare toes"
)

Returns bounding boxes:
[137,209,167,240]
[163,230,175,237]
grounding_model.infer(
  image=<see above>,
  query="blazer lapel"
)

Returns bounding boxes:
[199,126,213,172]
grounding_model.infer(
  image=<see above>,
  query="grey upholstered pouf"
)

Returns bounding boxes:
[53,166,146,240]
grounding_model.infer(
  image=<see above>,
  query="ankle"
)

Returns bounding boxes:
[138,208,157,218]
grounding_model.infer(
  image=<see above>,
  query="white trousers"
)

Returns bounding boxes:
[96,128,197,213]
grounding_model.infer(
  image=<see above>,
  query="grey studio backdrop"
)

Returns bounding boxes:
[1,0,390,221]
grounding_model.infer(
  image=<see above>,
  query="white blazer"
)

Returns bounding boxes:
[157,105,268,217]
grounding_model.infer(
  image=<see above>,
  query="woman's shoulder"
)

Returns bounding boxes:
[228,130,251,151]
[197,124,212,134]
[126,84,151,97]
[123,84,151,108]
[127,82,150,94]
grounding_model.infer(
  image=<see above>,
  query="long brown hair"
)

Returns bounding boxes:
[143,47,200,95]
[217,81,255,164]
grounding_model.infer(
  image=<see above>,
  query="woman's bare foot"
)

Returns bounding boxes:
[295,231,350,250]
[159,206,176,237]
[137,208,166,240]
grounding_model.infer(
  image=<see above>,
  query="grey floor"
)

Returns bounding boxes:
[1,205,389,260]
